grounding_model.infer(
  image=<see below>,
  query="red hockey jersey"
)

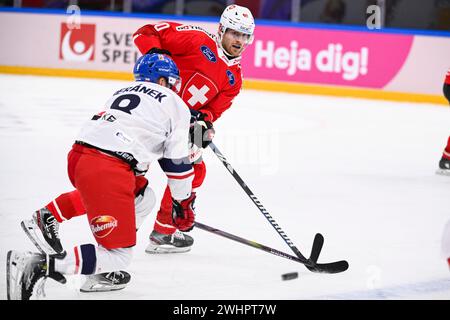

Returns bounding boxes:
[446,68,450,85]
[133,22,243,122]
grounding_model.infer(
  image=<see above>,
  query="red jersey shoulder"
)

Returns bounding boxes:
[171,23,216,44]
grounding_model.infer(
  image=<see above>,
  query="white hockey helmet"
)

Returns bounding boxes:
[218,5,255,48]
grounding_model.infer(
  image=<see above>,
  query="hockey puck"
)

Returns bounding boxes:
[281,272,298,281]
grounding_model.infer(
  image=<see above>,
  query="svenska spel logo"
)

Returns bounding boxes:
[59,23,96,62]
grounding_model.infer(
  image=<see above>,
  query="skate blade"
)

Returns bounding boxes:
[80,283,128,293]
[7,250,24,300]
[6,250,30,300]
[21,220,58,255]
[80,277,128,293]
[6,251,13,300]
[145,243,192,254]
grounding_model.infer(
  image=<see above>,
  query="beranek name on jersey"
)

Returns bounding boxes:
[113,84,167,102]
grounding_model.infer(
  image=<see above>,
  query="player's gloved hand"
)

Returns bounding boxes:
[188,142,203,163]
[189,111,215,149]
[172,193,196,232]
[147,47,172,56]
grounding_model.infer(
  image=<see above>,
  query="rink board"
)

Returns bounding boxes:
[0,8,449,104]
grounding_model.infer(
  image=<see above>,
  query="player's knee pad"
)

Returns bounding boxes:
[96,246,133,273]
[135,185,156,230]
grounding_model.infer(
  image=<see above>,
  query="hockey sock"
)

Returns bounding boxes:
[46,190,86,223]
[153,187,177,234]
[54,244,96,275]
[54,244,132,275]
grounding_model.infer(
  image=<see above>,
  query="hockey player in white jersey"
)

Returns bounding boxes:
[6,53,201,299]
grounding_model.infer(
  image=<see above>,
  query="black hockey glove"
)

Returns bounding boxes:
[146,47,172,56]
[189,111,215,149]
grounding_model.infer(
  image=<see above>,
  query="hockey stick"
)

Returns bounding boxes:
[208,142,348,273]
[195,221,348,274]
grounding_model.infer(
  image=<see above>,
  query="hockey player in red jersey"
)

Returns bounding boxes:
[16,4,255,292]
[440,69,450,271]
[132,4,255,254]
[7,54,198,299]
[437,69,450,176]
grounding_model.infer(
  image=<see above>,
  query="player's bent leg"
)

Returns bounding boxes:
[46,190,86,222]
[6,244,133,299]
[147,186,194,254]
[79,246,133,292]
[152,186,177,234]
[80,178,154,293]
[146,162,206,254]
[21,190,86,255]
[72,146,137,293]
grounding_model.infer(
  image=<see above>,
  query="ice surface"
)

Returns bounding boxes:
[0,74,449,300]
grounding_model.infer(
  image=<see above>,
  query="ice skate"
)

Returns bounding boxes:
[21,208,65,256]
[145,230,194,254]
[436,157,450,176]
[80,271,131,293]
[6,250,66,300]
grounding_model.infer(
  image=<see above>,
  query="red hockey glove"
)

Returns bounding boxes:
[172,193,196,232]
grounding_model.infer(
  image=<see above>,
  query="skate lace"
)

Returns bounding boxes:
[172,231,186,241]
[106,271,124,283]
[45,215,59,238]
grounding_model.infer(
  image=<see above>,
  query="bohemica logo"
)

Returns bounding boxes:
[60,23,96,62]
[90,215,118,238]
[200,45,216,62]
[226,70,235,85]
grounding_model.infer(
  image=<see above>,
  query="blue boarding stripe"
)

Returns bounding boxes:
[159,157,192,174]
[80,244,97,275]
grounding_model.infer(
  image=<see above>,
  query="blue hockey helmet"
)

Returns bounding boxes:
[133,53,181,93]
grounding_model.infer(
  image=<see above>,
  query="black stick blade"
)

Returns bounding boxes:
[309,233,324,263]
[312,260,349,274]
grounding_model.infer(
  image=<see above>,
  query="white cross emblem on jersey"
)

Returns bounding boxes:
[187,84,210,107]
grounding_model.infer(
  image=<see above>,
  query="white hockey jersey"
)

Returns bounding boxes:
[76,81,193,199]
